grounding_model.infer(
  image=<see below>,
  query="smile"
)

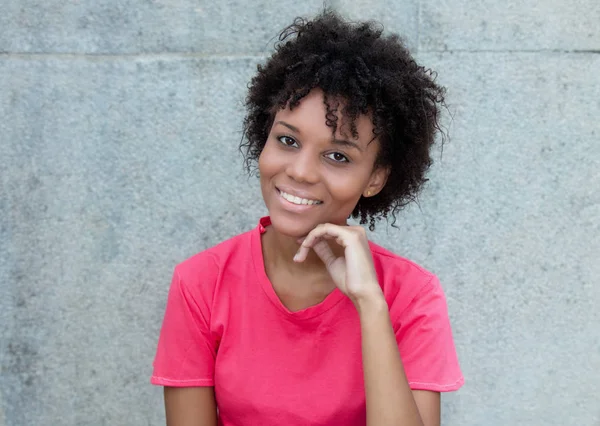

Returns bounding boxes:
[278,190,322,206]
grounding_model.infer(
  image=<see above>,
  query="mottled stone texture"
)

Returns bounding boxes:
[0,0,329,54]
[0,1,598,425]
[420,0,600,51]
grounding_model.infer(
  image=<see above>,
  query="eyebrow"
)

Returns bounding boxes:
[275,120,364,152]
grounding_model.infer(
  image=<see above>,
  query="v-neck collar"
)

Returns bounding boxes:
[251,217,346,320]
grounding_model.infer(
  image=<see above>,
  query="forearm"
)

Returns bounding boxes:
[357,296,424,426]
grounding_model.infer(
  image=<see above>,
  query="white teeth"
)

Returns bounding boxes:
[280,191,321,206]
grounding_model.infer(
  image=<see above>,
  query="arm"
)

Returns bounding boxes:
[164,387,218,426]
[357,296,439,426]
[295,224,443,426]
[413,390,440,426]
[152,261,221,426]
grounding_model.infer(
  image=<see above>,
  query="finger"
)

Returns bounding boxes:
[301,224,350,249]
[294,234,335,262]
[311,240,337,268]
[295,228,345,262]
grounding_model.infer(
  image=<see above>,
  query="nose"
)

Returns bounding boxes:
[285,149,320,184]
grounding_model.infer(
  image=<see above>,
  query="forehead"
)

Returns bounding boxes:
[274,89,375,143]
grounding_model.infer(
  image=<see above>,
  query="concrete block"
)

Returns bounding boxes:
[0,55,266,426]
[0,0,328,54]
[332,0,419,49]
[420,0,600,51]
[2,5,600,422]
[368,51,600,425]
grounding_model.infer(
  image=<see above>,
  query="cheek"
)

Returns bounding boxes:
[324,170,368,201]
[258,140,279,177]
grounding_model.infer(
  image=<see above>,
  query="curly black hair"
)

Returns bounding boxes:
[241,10,446,230]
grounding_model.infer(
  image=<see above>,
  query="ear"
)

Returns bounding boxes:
[363,166,390,197]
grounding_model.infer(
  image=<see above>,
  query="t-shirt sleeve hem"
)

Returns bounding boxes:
[150,375,214,387]
[408,375,465,392]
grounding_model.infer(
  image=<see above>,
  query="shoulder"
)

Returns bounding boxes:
[368,241,445,318]
[368,243,463,392]
[369,241,436,290]
[175,228,255,287]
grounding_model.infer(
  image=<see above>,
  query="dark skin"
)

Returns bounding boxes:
[261,216,339,312]
[164,90,441,426]
[163,388,439,426]
[164,387,216,426]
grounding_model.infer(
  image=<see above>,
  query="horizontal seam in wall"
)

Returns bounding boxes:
[1,50,598,58]
[422,48,600,54]
[0,52,267,60]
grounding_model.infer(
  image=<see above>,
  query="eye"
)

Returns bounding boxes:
[325,152,350,163]
[277,135,298,148]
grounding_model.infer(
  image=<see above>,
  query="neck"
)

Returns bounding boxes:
[261,224,344,279]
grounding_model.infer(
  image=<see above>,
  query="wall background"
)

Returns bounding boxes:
[1,1,599,425]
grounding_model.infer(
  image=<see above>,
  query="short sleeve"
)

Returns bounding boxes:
[151,255,219,387]
[394,275,464,392]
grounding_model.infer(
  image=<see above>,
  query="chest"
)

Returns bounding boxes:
[213,301,367,425]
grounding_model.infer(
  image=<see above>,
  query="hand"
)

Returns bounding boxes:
[294,223,384,305]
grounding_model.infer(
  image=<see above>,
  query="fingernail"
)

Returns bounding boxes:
[293,253,300,262]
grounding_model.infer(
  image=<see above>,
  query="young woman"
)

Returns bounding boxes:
[151,11,463,426]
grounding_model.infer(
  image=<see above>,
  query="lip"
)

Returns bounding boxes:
[275,186,322,212]
[275,186,322,203]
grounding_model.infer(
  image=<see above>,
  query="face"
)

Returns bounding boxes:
[258,89,388,238]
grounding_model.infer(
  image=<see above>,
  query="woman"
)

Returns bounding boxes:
[151,11,463,426]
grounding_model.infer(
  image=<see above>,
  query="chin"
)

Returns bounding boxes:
[268,210,351,239]
[267,213,322,239]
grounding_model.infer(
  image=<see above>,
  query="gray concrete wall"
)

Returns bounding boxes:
[1,1,598,425]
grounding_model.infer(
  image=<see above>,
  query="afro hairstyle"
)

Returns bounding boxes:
[241,10,447,230]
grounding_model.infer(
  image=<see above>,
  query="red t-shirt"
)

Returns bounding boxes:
[152,217,463,425]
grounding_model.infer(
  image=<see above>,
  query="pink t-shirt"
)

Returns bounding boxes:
[152,217,463,425]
